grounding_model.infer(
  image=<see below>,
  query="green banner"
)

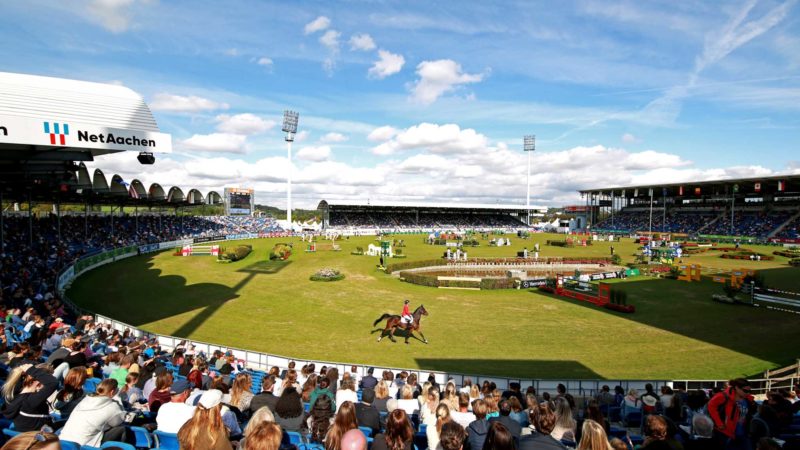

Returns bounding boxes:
[74,246,137,273]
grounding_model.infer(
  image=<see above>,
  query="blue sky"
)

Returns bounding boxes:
[2,0,799,207]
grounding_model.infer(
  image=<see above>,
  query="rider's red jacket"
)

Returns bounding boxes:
[402,304,410,316]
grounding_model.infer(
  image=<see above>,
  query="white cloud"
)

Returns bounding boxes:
[320,132,348,143]
[295,130,311,142]
[150,93,229,112]
[215,113,275,135]
[256,57,273,67]
[349,33,376,51]
[371,123,489,155]
[304,16,330,35]
[410,59,485,105]
[319,30,341,50]
[86,0,144,33]
[224,48,239,57]
[368,50,405,79]
[179,133,248,153]
[622,133,641,143]
[367,126,398,142]
[296,145,332,162]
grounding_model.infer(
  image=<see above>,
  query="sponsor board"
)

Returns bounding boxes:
[138,243,160,254]
[520,278,548,288]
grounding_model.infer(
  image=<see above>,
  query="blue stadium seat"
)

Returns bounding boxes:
[286,431,304,445]
[154,430,180,450]
[59,441,81,450]
[2,428,20,439]
[359,426,373,437]
[101,442,136,450]
[129,425,153,449]
[83,377,102,394]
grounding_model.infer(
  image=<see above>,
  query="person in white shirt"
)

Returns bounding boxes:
[396,384,420,416]
[58,379,127,447]
[336,378,359,411]
[450,393,477,429]
[155,379,195,433]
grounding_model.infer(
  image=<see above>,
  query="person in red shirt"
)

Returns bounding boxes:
[708,378,750,449]
[400,300,412,328]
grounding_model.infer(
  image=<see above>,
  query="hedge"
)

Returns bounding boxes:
[399,271,516,290]
[774,250,800,258]
[790,258,800,267]
[720,252,774,260]
[270,243,292,261]
[220,245,252,262]
[385,259,445,274]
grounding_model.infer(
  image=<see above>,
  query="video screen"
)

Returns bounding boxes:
[230,192,251,210]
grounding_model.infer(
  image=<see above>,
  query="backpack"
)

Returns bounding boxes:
[310,394,334,443]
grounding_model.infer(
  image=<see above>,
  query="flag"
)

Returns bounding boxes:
[754,182,761,193]
[695,187,701,195]
[679,186,684,196]
[778,180,786,191]
[648,188,653,197]
[733,184,739,193]
[634,188,639,197]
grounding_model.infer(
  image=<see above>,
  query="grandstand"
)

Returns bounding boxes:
[581,175,800,242]
[317,199,545,232]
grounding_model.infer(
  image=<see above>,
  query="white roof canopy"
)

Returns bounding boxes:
[0,71,171,156]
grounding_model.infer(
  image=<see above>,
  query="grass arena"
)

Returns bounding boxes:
[67,232,800,381]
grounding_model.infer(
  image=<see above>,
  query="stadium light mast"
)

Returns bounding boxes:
[282,110,299,231]
[524,135,535,225]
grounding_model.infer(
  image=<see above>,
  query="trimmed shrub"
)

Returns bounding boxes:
[789,258,800,267]
[270,243,292,261]
[461,239,480,247]
[479,278,516,290]
[310,268,345,282]
[219,245,252,262]
[773,250,800,258]
[385,259,444,274]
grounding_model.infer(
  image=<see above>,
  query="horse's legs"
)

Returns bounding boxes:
[388,326,397,342]
[417,330,428,344]
[378,325,388,342]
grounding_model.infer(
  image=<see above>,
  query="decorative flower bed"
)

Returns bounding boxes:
[270,243,292,261]
[218,245,252,262]
[720,252,774,260]
[310,268,345,282]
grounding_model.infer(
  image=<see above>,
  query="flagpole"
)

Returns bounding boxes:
[731,185,736,236]
[648,188,653,237]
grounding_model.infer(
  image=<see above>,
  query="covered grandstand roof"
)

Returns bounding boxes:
[318,199,546,211]
[579,174,800,197]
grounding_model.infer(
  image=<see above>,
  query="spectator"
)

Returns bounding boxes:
[310,389,335,443]
[109,353,135,387]
[0,431,60,450]
[336,377,359,411]
[639,415,672,450]
[274,386,306,432]
[155,379,194,433]
[239,406,276,448]
[147,371,172,413]
[581,401,610,437]
[749,403,779,447]
[373,408,414,450]
[518,403,566,450]
[355,388,381,436]
[440,421,467,450]
[59,379,127,446]
[428,403,452,450]
[326,400,359,450]
[302,374,319,402]
[374,381,392,413]
[467,399,491,450]
[640,384,659,415]
[327,367,340,395]
[53,366,88,420]
[396,384,419,416]
[576,419,612,450]
[482,421,515,450]
[451,392,477,429]
[249,376,279,415]
[361,367,378,390]
[594,386,615,407]
[555,384,575,409]
[242,421,282,450]
[550,397,576,442]
[708,379,750,449]
[489,399,522,444]
[609,438,628,450]
[119,372,143,406]
[502,382,525,407]
[230,372,255,413]
[177,389,233,450]
[660,386,674,410]
[311,377,336,412]
[1,364,58,431]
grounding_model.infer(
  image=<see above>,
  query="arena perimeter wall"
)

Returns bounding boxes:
[54,235,773,397]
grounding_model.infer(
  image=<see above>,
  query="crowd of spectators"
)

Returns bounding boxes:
[770,213,800,240]
[594,208,798,238]
[328,212,527,230]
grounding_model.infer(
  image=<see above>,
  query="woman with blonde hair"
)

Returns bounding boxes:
[325,400,359,450]
[1,364,58,431]
[0,431,60,450]
[335,377,358,411]
[484,393,499,419]
[550,397,576,442]
[421,386,441,425]
[239,406,277,449]
[396,384,419,416]
[230,372,254,412]
[427,403,452,450]
[178,389,232,450]
[443,381,459,411]
[243,421,282,450]
[469,384,482,403]
[577,419,613,450]
[374,380,391,412]
[418,381,432,407]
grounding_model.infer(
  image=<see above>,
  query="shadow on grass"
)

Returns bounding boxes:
[235,259,292,276]
[415,358,603,379]
[531,268,800,371]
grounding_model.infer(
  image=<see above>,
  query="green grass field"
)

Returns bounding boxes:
[67,233,800,380]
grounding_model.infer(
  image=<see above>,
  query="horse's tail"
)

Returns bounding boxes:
[373,313,391,327]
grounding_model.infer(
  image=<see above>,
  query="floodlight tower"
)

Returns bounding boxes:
[524,135,536,225]
[282,110,299,231]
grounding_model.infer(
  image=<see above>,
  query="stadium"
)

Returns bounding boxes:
[2,10,800,450]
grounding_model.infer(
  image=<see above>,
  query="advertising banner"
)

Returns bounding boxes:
[138,243,160,254]
[520,278,547,288]
[0,114,172,153]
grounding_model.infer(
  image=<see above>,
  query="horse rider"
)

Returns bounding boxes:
[401,299,413,328]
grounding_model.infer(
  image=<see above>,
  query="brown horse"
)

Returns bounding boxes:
[373,304,428,344]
